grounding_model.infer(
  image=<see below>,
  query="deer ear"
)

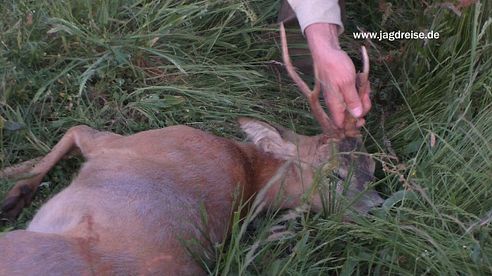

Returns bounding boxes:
[238,118,296,159]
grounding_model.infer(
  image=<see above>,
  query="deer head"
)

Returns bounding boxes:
[237,24,382,214]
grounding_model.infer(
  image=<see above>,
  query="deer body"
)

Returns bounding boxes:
[0,125,272,274]
[0,123,348,275]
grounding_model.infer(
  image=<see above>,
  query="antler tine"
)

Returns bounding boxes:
[280,23,316,98]
[280,23,339,135]
[359,46,369,83]
[357,45,371,118]
[344,46,371,137]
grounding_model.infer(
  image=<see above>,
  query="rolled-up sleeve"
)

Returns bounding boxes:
[287,0,344,34]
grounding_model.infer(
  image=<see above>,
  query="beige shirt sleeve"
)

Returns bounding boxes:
[287,0,344,34]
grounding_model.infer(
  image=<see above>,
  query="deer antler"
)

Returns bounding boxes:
[358,46,370,123]
[344,46,370,137]
[280,23,342,138]
[280,23,371,138]
[356,45,370,101]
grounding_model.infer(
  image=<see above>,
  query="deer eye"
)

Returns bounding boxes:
[319,135,332,144]
[332,171,345,181]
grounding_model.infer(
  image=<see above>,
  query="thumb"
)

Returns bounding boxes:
[340,82,363,118]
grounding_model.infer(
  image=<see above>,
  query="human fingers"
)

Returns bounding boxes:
[340,80,364,118]
[322,83,346,129]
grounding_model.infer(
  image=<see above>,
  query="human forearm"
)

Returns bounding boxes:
[305,23,340,50]
[287,0,344,34]
[284,1,371,128]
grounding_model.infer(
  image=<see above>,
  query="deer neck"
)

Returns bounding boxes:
[237,143,298,207]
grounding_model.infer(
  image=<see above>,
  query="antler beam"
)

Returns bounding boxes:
[280,23,340,137]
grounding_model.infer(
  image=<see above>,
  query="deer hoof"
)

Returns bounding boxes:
[1,184,34,222]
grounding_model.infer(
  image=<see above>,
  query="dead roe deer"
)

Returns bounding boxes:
[0,24,382,275]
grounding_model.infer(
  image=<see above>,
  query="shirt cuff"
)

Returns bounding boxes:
[287,0,344,35]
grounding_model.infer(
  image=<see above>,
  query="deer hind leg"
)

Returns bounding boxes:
[1,125,118,221]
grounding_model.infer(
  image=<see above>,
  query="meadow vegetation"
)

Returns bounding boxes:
[0,0,491,274]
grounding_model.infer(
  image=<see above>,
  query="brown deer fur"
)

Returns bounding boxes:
[0,122,381,275]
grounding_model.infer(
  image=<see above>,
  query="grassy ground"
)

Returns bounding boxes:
[1,0,491,274]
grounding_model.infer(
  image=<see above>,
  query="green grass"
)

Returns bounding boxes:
[1,0,491,274]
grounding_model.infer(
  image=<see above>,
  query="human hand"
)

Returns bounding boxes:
[305,23,371,128]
